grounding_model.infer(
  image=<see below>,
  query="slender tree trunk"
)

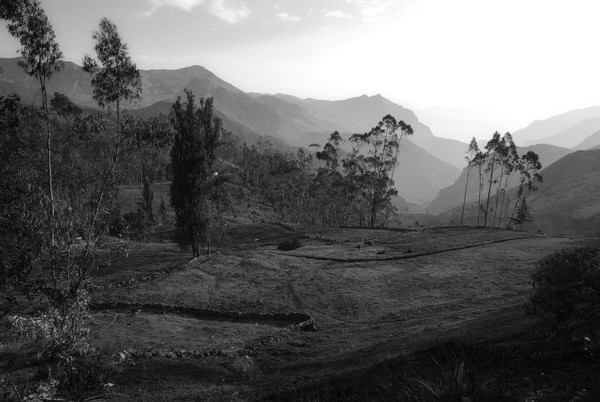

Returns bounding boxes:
[85,98,121,259]
[384,146,401,227]
[40,78,55,246]
[498,180,509,229]
[492,168,504,228]
[484,159,496,227]
[460,165,471,225]
[477,167,482,227]
[507,185,524,230]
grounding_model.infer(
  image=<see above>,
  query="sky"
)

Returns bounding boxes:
[2,0,600,142]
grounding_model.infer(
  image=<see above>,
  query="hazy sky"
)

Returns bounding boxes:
[2,0,600,142]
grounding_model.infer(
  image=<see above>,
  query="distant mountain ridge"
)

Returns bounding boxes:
[573,129,600,150]
[513,106,600,148]
[0,56,461,205]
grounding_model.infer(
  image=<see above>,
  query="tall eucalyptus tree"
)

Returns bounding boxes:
[2,0,64,243]
[82,18,142,240]
[461,137,479,225]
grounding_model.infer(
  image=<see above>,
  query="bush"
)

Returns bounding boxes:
[278,237,301,251]
[401,344,501,401]
[529,246,600,338]
[7,290,92,363]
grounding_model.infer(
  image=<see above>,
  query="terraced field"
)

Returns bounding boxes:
[86,224,588,400]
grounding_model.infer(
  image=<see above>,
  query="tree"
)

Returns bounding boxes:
[315,132,345,226]
[3,0,64,244]
[483,132,503,227]
[138,174,154,224]
[159,196,168,224]
[492,132,516,228]
[495,132,519,228]
[82,18,143,242]
[383,120,413,226]
[460,137,479,225]
[349,115,412,227]
[170,91,226,257]
[473,150,486,227]
[511,197,532,229]
[507,151,542,229]
[50,92,82,135]
[0,0,21,20]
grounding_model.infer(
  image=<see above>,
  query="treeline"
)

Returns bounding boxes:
[460,132,543,229]
[219,117,413,228]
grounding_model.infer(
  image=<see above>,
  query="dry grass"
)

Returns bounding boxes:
[78,225,592,400]
[88,310,282,353]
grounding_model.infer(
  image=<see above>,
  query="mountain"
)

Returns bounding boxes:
[536,117,600,149]
[408,135,468,170]
[428,144,571,215]
[126,100,294,153]
[0,57,436,146]
[393,140,460,205]
[0,58,94,106]
[572,130,600,150]
[513,106,600,146]
[526,150,600,236]
[435,150,600,237]
[0,56,462,206]
[268,93,433,140]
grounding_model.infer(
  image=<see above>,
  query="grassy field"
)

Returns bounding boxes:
[58,224,596,401]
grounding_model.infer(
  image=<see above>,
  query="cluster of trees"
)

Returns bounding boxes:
[221,116,413,228]
[460,132,543,229]
[0,1,173,393]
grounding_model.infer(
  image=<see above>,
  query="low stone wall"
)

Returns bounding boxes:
[89,301,316,361]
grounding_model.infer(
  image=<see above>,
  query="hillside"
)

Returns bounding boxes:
[428,144,571,215]
[526,149,600,236]
[537,117,600,149]
[408,134,468,170]
[573,129,600,150]
[394,140,461,205]
[513,106,600,146]
[435,150,600,236]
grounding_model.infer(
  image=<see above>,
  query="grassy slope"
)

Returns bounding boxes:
[83,225,591,401]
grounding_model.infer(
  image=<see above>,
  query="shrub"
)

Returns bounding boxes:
[529,246,600,338]
[278,237,301,251]
[7,290,92,363]
[402,345,501,401]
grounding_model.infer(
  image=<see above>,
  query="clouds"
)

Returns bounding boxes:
[324,10,352,19]
[208,0,249,23]
[277,12,302,22]
[146,0,249,23]
[346,0,398,19]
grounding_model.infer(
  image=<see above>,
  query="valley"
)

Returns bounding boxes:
[2,2,600,400]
